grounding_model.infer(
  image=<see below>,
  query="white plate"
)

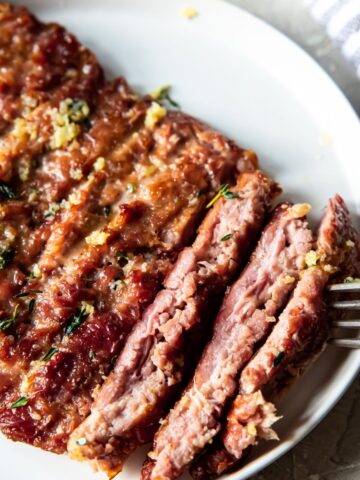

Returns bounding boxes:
[5,1,360,479]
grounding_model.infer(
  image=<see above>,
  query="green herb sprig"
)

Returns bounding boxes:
[10,396,28,409]
[0,304,20,332]
[64,307,89,336]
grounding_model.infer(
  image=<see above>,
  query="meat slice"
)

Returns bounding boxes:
[141,203,314,480]
[191,195,360,479]
[67,171,280,477]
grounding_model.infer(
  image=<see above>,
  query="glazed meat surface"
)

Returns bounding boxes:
[141,203,314,480]
[0,3,257,455]
[191,195,360,479]
[68,171,280,477]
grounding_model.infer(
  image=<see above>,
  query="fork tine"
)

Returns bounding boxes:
[327,282,360,293]
[330,300,360,310]
[332,320,360,328]
[328,338,360,349]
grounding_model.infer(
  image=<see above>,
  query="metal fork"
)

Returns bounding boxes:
[327,282,360,349]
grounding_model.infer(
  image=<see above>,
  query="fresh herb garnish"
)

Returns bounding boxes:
[116,252,130,263]
[64,307,89,336]
[102,205,111,216]
[42,347,59,361]
[0,247,14,270]
[44,203,60,219]
[111,278,124,291]
[10,396,28,409]
[14,290,42,298]
[89,350,97,360]
[76,437,87,446]
[0,304,20,332]
[151,85,180,109]
[206,184,239,209]
[273,351,285,367]
[127,183,136,193]
[221,234,233,241]
[223,191,239,200]
[69,100,90,122]
[28,298,36,314]
[0,181,16,200]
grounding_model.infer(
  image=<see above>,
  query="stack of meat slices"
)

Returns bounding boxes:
[0,4,359,480]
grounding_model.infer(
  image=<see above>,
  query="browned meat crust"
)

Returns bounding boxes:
[67,171,280,477]
[0,4,258,456]
[191,195,360,479]
[141,203,314,480]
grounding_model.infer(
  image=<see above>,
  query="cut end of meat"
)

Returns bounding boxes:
[222,391,279,458]
[189,391,279,480]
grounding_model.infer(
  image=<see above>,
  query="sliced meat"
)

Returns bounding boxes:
[191,195,360,479]
[0,87,257,453]
[141,203,314,480]
[67,171,280,477]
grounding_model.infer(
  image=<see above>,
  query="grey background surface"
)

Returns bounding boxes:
[226,1,360,479]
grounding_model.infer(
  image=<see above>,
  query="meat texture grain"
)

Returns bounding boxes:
[141,203,314,480]
[68,171,280,477]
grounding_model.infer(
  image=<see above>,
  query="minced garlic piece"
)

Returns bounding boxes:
[247,423,257,436]
[266,316,276,323]
[31,264,41,279]
[290,203,311,219]
[70,167,83,180]
[13,118,38,141]
[344,276,360,283]
[323,264,338,273]
[50,121,80,150]
[145,102,166,129]
[305,250,319,268]
[85,230,110,246]
[283,275,295,284]
[50,98,90,150]
[181,6,198,19]
[18,164,30,182]
[346,239,355,248]
[94,156,106,172]
[81,302,94,315]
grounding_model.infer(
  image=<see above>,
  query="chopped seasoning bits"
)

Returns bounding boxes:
[221,234,233,242]
[127,183,136,193]
[30,264,41,279]
[0,247,14,270]
[345,239,355,248]
[0,304,20,332]
[150,85,180,109]
[273,351,285,367]
[10,396,28,409]
[305,250,319,268]
[0,181,16,200]
[181,6,199,19]
[145,102,167,129]
[64,307,89,336]
[283,275,295,285]
[81,302,95,316]
[344,276,360,283]
[323,264,338,274]
[85,230,110,246]
[42,347,59,361]
[94,156,106,172]
[44,202,60,219]
[290,203,311,219]
[70,167,83,180]
[206,184,239,209]
[50,98,90,150]
[76,437,87,446]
